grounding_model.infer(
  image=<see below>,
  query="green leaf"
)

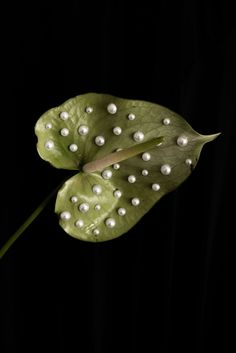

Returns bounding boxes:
[35,93,220,242]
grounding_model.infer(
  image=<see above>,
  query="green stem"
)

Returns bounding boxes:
[0,183,62,260]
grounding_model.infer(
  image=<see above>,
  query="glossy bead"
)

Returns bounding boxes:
[131,198,140,206]
[152,183,160,191]
[79,203,89,213]
[70,196,78,203]
[105,218,116,228]
[75,219,84,228]
[142,152,151,161]
[94,204,101,211]
[161,164,171,175]
[128,113,135,120]
[163,118,170,125]
[60,128,69,136]
[95,136,105,146]
[69,144,78,152]
[85,106,93,114]
[142,169,149,176]
[116,148,123,152]
[133,131,144,142]
[60,111,69,120]
[45,140,54,150]
[113,163,120,170]
[107,103,117,114]
[113,189,122,198]
[128,175,136,183]
[102,169,112,179]
[60,211,71,220]
[113,126,122,135]
[92,184,102,195]
[93,228,100,236]
[45,123,52,129]
[185,158,192,166]
[177,135,188,147]
[117,207,126,216]
[78,125,89,135]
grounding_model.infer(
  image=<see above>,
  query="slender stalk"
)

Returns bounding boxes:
[83,136,164,173]
[0,183,62,259]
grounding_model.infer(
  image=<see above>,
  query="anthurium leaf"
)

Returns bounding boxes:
[35,93,220,242]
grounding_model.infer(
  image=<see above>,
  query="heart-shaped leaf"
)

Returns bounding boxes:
[35,93,219,242]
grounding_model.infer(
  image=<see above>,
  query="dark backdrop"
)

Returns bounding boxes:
[0,1,235,352]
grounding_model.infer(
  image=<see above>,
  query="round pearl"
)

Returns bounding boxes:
[152,183,160,191]
[128,113,135,120]
[95,136,105,146]
[45,123,52,129]
[69,144,78,152]
[94,204,101,211]
[107,103,117,114]
[70,196,78,203]
[60,211,71,220]
[78,125,89,136]
[93,228,100,236]
[79,203,89,213]
[185,158,192,166]
[105,218,116,228]
[131,198,140,206]
[60,128,69,136]
[118,208,126,216]
[113,163,120,170]
[163,118,171,125]
[177,135,188,147]
[133,131,144,142]
[75,219,84,228]
[142,169,149,176]
[92,184,102,195]
[85,106,93,114]
[45,140,54,150]
[128,175,136,183]
[113,189,122,198]
[60,111,69,120]
[113,126,122,135]
[161,164,171,175]
[142,152,151,161]
[102,169,112,179]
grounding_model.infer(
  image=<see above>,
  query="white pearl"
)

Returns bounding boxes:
[161,164,171,175]
[117,208,126,216]
[107,103,117,114]
[177,135,188,147]
[113,163,120,170]
[70,196,78,203]
[93,228,100,236]
[79,203,89,213]
[128,113,135,120]
[60,211,71,220]
[45,140,54,150]
[60,128,69,136]
[92,184,102,195]
[131,198,140,206]
[95,136,105,146]
[113,126,122,135]
[128,175,136,183]
[113,189,122,198]
[133,131,144,142]
[105,218,116,228]
[94,204,101,211]
[142,152,151,161]
[69,144,78,152]
[85,106,93,114]
[152,183,160,191]
[102,169,112,179]
[75,219,84,228]
[45,123,52,129]
[78,125,89,136]
[142,169,149,176]
[163,118,171,125]
[60,111,69,120]
[185,158,192,166]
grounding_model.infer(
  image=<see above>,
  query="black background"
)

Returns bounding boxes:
[0,1,235,352]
